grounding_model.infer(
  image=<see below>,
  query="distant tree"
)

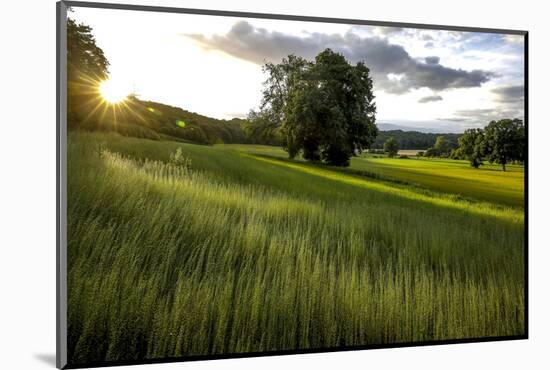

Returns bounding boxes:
[458,128,485,168]
[433,136,451,157]
[244,110,283,146]
[384,137,399,157]
[483,119,525,171]
[372,130,460,150]
[417,151,424,157]
[249,48,377,166]
[424,147,438,157]
[449,148,463,160]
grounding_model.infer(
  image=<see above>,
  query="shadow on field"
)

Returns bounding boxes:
[245,153,523,224]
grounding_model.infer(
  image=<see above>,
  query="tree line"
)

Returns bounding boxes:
[373,130,460,150]
[382,119,525,170]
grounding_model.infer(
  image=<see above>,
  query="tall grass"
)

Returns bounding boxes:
[67,132,524,365]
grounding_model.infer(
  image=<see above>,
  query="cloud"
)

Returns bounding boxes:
[418,95,443,103]
[437,117,468,122]
[504,34,524,44]
[424,56,440,65]
[440,106,524,127]
[373,26,404,36]
[186,21,496,94]
[491,85,524,103]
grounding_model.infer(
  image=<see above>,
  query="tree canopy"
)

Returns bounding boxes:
[457,128,485,168]
[452,119,524,170]
[433,136,451,157]
[249,49,377,166]
[483,119,525,171]
[66,17,111,127]
[67,18,109,81]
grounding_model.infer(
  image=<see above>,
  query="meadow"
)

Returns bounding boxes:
[67,132,525,365]
[226,144,524,207]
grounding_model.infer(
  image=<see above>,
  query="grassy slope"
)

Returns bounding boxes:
[224,144,524,207]
[68,133,525,365]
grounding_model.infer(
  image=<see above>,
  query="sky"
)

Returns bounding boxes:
[70,7,525,133]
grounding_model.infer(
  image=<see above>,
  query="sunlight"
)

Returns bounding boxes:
[99,78,131,104]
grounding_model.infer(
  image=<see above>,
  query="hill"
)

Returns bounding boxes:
[68,94,252,145]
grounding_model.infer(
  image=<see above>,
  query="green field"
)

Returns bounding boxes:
[224,144,525,207]
[68,132,525,365]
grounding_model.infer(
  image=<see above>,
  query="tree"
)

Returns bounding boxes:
[424,147,438,157]
[384,137,399,157]
[433,136,451,157]
[249,48,377,166]
[66,18,111,127]
[458,128,485,168]
[483,119,525,171]
[67,18,109,81]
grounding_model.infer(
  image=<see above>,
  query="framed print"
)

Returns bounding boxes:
[57,1,528,368]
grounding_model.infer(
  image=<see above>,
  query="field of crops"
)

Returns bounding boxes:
[67,132,525,365]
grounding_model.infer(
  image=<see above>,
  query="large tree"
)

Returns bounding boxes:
[458,128,485,168]
[483,118,525,171]
[249,49,377,166]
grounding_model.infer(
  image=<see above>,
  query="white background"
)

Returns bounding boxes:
[0,0,547,369]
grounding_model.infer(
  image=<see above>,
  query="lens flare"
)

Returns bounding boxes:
[99,79,130,103]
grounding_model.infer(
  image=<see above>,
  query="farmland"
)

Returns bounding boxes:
[67,132,525,365]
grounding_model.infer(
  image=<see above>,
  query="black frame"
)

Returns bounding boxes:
[56,1,529,368]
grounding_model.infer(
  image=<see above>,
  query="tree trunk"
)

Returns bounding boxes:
[502,162,506,171]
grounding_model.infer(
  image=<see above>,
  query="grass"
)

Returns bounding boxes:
[67,132,525,365]
[226,144,524,207]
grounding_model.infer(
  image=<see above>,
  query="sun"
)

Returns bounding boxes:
[99,78,131,104]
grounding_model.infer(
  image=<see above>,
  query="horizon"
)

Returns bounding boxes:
[70,6,525,133]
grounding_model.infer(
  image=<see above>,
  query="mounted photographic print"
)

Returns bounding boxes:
[56,1,528,368]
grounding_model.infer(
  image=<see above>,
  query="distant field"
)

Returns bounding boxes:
[398,149,422,156]
[225,144,524,207]
[68,133,525,364]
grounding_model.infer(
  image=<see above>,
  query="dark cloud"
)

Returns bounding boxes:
[374,26,404,36]
[491,85,524,103]
[186,21,496,94]
[425,56,440,65]
[440,106,524,127]
[418,95,443,103]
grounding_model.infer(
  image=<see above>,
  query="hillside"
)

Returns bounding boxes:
[68,93,252,145]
